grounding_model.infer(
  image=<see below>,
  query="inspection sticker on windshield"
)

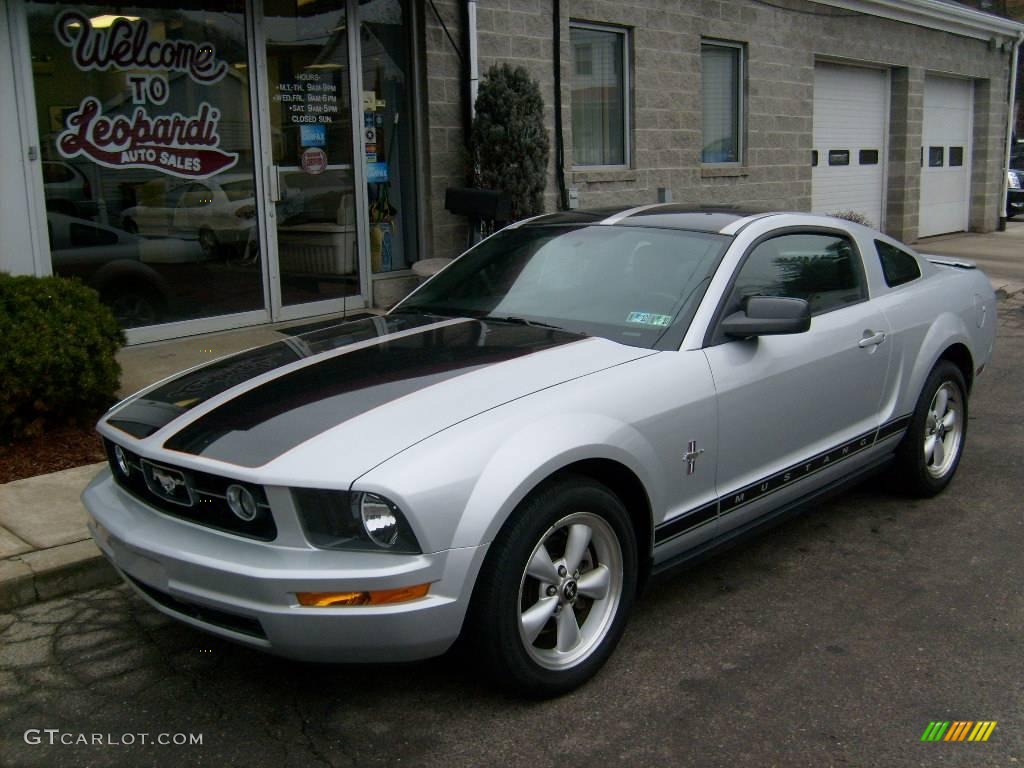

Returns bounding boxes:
[626,311,672,327]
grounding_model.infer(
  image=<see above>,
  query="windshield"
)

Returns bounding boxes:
[396,225,730,348]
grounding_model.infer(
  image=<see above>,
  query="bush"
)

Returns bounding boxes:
[471,64,550,220]
[0,273,124,441]
[828,209,875,229]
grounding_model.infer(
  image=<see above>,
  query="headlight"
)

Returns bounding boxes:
[1010,171,1021,190]
[291,489,421,553]
[359,493,401,548]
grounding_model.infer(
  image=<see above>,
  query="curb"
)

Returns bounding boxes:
[0,539,119,612]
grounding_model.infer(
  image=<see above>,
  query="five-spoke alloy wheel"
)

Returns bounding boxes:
[894,360,968,496]
[923,381,963,479]
[469,476,637,697]
[518,511,624,671]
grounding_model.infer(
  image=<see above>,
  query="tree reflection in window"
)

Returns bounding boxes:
[733,234,866,315]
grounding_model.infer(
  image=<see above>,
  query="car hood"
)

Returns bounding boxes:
[99,314,655,485]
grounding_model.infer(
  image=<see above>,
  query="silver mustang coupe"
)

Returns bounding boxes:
[84,206,996,695]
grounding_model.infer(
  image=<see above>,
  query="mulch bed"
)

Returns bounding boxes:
[0,424,106,484]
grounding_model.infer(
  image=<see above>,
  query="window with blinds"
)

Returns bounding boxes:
[571,23,629,167]
[701,42,743,164]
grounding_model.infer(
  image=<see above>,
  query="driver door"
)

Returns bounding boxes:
[703,230,892,534]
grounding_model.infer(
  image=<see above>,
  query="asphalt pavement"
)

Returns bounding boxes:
[1,296,1022,768]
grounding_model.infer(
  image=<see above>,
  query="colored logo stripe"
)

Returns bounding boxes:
[969,721,997,742]
[921,721,996,742]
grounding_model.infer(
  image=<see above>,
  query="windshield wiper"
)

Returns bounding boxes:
[390,305,476,318]
[484,315,566,331]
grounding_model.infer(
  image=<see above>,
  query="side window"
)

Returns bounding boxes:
[729,233,866,316]
[69,222,118,248]
[179,183,213,208]
[875,240,921,287]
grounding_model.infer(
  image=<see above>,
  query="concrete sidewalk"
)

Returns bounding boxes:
[916,219,1024,296]
[0,229,1021,611]
[0,464,114,609]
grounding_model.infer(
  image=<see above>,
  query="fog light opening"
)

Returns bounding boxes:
[113,445,130,477]
[296,583,430,608]
[226,484,258,521]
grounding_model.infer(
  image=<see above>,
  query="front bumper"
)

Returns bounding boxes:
[82,469,486,662]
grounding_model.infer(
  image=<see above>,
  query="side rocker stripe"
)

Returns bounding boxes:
[654,414,913,545]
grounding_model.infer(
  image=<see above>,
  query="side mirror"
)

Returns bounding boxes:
[721,296,811,338]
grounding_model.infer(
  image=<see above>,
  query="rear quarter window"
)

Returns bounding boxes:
[875,240,921,287]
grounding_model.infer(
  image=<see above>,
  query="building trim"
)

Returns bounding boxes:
[815,0,1024,41]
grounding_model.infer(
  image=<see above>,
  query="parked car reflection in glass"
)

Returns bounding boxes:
[42,160,97,218]
[48,213,203,328]
[121,174,258,258]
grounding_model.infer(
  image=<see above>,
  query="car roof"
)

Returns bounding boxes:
[518,204,778,235]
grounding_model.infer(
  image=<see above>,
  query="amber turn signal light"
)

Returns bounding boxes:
[297,583,430,607]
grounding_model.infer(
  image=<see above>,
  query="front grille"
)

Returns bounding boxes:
[126,574,267,639]
[103,439,277,541]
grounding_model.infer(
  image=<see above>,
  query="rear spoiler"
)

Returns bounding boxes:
[923,255,977,270]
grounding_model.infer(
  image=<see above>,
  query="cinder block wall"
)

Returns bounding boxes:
[422,0,1011,254]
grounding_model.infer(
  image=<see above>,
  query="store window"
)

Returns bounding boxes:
[360,0,419,273]
[702,41,744,164]
[571,23,629,168]
[27,2,264,329]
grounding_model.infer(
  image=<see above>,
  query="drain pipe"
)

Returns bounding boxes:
[467,1,479,117]
[552,0,568,210]
[999,31,1022,231]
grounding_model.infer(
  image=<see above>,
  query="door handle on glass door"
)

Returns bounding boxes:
[858,331,887,348]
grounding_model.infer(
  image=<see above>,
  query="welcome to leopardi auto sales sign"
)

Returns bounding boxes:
[53,10,239,179]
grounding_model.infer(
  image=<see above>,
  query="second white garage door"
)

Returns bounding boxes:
[812,64,887,230]
[918,75,973,238]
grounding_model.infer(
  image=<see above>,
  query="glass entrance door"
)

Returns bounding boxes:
[260,0,364,315]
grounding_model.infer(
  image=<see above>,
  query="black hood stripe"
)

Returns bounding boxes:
[106,314,451,439]
[161,319,585,467]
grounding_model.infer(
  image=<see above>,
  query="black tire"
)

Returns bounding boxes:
[891,360,968,497]
[102,284,163,328]
[122,218,139,235]
[467,476,637,697]
[198,227,219,259]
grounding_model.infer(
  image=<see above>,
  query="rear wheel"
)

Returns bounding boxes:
[468,477,637,697]
[892,360,967,496]
[101,280,164,328]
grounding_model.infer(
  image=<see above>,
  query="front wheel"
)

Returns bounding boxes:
[468,477,637,697]
[892,360,968,497]
[198,227,219,259]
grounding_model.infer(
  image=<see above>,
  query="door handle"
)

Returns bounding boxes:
[267,165,282,202]
[858,331,887,348]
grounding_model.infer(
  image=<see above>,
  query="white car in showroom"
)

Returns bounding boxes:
[84,206,995,695]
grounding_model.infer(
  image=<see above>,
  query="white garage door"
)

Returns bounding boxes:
[812,64,887,230]
[919,75,973,238]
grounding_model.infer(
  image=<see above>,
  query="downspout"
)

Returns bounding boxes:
[467,1,479,117]
[552,0,568,210]
[999,31,1022,231]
